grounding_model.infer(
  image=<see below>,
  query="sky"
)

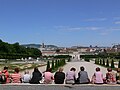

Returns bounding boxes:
[0,0,120,47]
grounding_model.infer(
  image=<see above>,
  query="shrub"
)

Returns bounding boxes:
[46,61,50,71]
[106,59,109,67]
[118,60,120,68]
[111,59,115,68]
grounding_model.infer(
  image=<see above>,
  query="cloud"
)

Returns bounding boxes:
[110,27,120,31]
[84,27,102,31]
[100,32,108,35]
[54,26,102,32]
[114,21,120,24]
[54,25,120,36]
[113,17,120,20]
[84,18,107,22]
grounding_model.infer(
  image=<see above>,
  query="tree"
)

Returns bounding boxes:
[102,59,105,66]
[58,60,60,66]
[118,60,120,68]
[111,59,115,68]
[68,57,71,62]
[52,60,54,70]
[106,59,109,67]
[100,59,102,65]
[46,61,50,71]
[95,58,99,64]
[55,60,58,68]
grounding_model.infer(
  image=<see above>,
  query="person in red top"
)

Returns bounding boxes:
[11,68,22,83]
[1,66,10,83]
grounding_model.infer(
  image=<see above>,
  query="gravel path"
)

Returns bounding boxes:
[62,60,116,80]
[20,59,116,81]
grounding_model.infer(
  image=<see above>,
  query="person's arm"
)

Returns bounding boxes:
[54,72,56,79]
[63,73,65,79]
[20,74,22,83]
[78,72,80,78]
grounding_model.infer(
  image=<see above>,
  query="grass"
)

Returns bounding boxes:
[0,63,46,73]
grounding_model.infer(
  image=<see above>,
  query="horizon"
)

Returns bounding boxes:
[0,0,120,47]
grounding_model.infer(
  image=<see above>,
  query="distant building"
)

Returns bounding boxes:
[39,43,57,56]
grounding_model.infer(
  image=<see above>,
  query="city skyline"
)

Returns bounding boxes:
[0,0,120,47]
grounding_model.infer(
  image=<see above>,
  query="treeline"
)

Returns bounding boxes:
[95,58,120,70]
[0,39,41,59]
[46,59,66,72]
[80,54,120,59]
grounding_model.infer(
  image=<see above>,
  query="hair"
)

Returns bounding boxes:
[46,68,52,72]
[107,68,112,72]
[34,67,40,72]
[117,68,120,72]
[4,66,8,70]
[96,67,100,71]
[70,67,76,71]
[58,67,63,72]
[80,66,85,71]
[14,68,19,73]
[24,70,29,74]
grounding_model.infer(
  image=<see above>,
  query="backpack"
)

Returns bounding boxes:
[0,71,7,84]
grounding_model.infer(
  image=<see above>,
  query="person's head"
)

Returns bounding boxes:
[96,67,100,71]
[117,68,120,73]
[107,68,112,72]
[58,67,63,72]
[24,70,29,74]
[46,68,52,72]
[80,66,85,71]
[34,67,39,72]
[4,66,8,70]
[70,67,76,71]
[14,68,19,73]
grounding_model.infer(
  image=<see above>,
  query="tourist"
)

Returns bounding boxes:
[22,70,31,83]
[116,68,120,84]
[91,67,103,84]
[11,68,22,83]
[30,67,42,84]
[65,67,76,84]
[43,68,54,84]
[77,66,90,84]
[105,68,116,84]
[54,67,65,84]
[0,66,10,84]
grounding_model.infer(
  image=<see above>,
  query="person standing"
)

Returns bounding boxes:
[54,67,65,84]
[30,67,42,84]
[77,66,90,84]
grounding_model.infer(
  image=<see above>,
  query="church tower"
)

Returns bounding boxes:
[42,43,45,48]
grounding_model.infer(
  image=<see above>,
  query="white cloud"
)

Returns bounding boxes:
[54,25,120,36]
[114,21,120,24]
[113,17,120,20]
[110,28,120,31]
[54,26,102,31]
[100,32,108,35]
[84,27,102,31]
[84,18,107,22]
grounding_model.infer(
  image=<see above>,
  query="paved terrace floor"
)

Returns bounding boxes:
[1,84,120,90]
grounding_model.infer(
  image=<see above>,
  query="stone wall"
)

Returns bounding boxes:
[0,84,120,90]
